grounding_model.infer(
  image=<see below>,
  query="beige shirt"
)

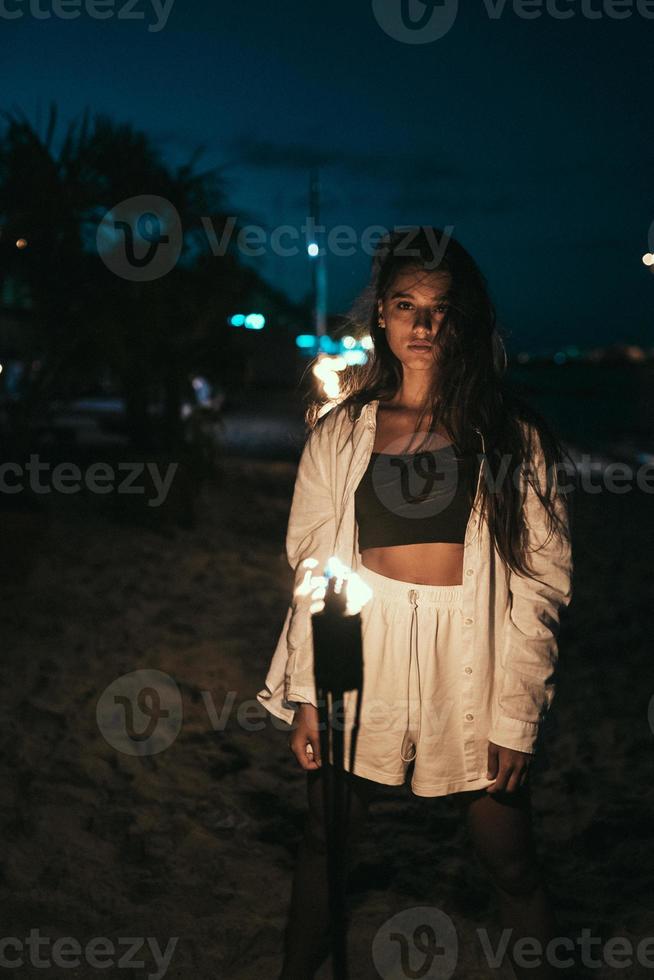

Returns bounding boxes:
[256,398,573,756]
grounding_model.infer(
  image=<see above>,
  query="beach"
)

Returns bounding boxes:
[1,438,653,979]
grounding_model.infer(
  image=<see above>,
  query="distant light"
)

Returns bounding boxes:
[313,355,347,377]
[517,352,530,364]
[191,375,212,404]
[343,349,368,365]
[15,238,28,249]
[312,354,347,400]
[342,335,356,349]
[642,253,654,266]
[360,335,373,350]
[296,334,317,349]
[244,313,266,330]
[319,335,340,354]
[307,242,319,257]
[553,351,566,365]
[230,314,246,327]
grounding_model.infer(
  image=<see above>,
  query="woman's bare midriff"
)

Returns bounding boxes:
[360,543,464,586]
[360,401,465,586]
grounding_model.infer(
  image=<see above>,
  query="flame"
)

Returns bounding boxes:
[295,558,328,602]
[294,555,373,616]
[312,354,347,401]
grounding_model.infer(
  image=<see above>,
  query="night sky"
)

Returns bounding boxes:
[3,0,653,353]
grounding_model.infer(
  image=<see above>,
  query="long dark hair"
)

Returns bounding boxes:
[304,226,575,581]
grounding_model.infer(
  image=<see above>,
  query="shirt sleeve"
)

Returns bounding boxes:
[283,414,337,710]
[488,422,574,755]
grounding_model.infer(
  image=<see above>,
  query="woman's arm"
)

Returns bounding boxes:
[283,414,337,710]
[488,422,574,756]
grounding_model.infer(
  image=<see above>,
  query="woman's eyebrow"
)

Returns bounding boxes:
[389,290,448,301]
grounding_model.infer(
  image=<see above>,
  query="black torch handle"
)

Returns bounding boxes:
[316,686,349,980]
[311,574,365,980]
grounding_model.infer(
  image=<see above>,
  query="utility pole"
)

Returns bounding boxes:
[309,167,328,338]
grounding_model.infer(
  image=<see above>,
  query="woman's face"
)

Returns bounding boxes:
[378,266,451,370]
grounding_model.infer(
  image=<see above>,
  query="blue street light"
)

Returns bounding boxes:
[229,313,266,329]
[319,335,340,354]
[296,334,318,349]
[295,334,369,364]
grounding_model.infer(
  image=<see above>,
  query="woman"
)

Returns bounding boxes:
[257,227,575,979]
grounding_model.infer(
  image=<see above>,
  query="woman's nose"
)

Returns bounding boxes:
[414,310,433,330]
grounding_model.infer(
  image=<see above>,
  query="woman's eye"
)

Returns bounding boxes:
[394,301,447,314]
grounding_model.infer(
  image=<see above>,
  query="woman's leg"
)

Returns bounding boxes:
[455,783,576,979]
[278,762,378,980]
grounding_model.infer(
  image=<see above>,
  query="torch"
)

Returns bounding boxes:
[309,557,371,980]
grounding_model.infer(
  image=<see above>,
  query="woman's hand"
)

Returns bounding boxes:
[486,740,531,793]
[288,703,322,770]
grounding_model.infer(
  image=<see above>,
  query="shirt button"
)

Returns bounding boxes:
[464,617,473,625]
[465,569,474,577]
[465,713,474,721]
[464,666,473,674]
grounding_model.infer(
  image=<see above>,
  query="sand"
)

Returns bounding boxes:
[1,450,653,979]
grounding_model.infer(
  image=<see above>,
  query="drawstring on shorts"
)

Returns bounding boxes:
[400,588,422,763]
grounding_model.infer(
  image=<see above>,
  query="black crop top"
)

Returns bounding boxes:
[354,445,481,550]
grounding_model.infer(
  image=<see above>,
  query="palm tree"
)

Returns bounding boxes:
[0,102,244,451]
[0,104,98,444]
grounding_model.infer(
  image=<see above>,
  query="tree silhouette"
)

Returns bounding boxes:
[0,101,249,451]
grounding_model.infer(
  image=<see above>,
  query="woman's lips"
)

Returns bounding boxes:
[408,344,432,350]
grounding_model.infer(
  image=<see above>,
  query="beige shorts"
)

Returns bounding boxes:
[331,563,494,798]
